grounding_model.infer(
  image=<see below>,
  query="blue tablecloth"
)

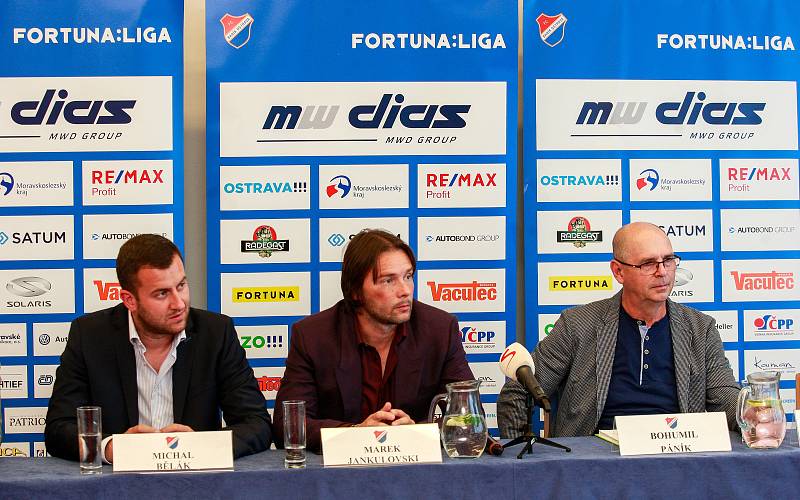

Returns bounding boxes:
[1,434,798,500]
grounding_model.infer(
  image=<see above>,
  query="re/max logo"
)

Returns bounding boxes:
[263,93,470,130]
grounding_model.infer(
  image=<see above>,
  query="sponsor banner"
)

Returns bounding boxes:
[780,389,797,416]
[219,165,310,211]
[0,442,30,457]
[537,261,620,306]
[220,272,311,317]
[32,322,70,357]
[702,310,738,343]
[220,218,311,264]
[629,210,713,253]
[418,216,505,261]
[720,209,800,251]
[83,267,121,313]
[722,259,800,302]
[743,309,800,342]
[720,159,799,201]
[536,159,621,202]
[319,217,408,263]
[0,268,75,314]
[0,76,172,153]
[82,159,173,205]
[459,320,506,354]
[319,270,343,311]
[536,210,619,254]
[669,260,714,303]
[32,442,47,458]
[744,349,800,380]
[417,163,506,208]
[725,350,740,381]
[252,366,285,401]
[0,161,73,207]
[0,214,74,261]
[236,325,289,359]
[469,362,503,395]
[0,364,28,398]
[629,159,712,201]
[536,79,798,151]
[482,402,498,429]
[319,164,409,209]
[537,313,561,342]
[417,268,505,313]
[33,365,58,399]
[219,81,506,157]
[0,322,26,356]
[82,213,173,259]
[3,406,47,434]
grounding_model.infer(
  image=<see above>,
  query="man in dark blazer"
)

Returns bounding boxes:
[45,235,271,461]
[275,230,473,451]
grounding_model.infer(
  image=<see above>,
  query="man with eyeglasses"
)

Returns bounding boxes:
[498,222,739,438]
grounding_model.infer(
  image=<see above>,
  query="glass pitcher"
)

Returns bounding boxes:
[736,371,786,449]
[428,380,487,458]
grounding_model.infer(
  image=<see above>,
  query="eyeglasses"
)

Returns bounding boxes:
[614,255,681,274]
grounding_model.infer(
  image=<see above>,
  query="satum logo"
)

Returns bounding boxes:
[241,225,289,258]
[427,281,497,301]
[730,271,795,290]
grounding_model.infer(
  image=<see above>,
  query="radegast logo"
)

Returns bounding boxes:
[220,13,253,49]
[232,286,299,303]
[427,281,497,302]
[241,225,290,258]
[548,275,612,291]
[374,430,388,443]
[556,216,602,248]
[665,417,678,429]
[326,175,352,198]
[636,169,659,191]
[536,13,567,47]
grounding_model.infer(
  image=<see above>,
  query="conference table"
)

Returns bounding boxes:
[1,433,798,499]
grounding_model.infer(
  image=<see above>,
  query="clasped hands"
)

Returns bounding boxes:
[358,402,415,427]
[105,423,194,462]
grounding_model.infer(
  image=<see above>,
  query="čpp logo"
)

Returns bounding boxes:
[166,436,179,449]
[754,315,794,331]
[0,172,14,195]
[373,430,388,443]
[636,169,659,191]
[665,417,678,429]
[326,175,352,198]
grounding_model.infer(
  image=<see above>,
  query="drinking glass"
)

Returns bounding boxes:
[77,406,102,474]
[282,400,306,468]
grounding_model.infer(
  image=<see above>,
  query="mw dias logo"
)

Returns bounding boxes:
[754,315,794,335]
[548,275,612,291]
[232,286,299,303]
[726,165,793,193]
[240,225,289,258]
[636,169,659,191]
[556,216,602,248]
[6,276,52,308]
[731,270,795,291]
[326,175,352,198]
[427,281,497,302]
[425,170,497,200]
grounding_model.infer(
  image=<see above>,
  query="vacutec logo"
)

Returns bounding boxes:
[730,270,794,291]
[556,216,602,248]
[548,276,612,291]
[754,315,794,334]
[665,417,678,429]
[7,276,51,297]
[374,430,388,443]
[636,169,659,191]
[327,233,346,247]
[427,281,497,301]
[536,13,567,47]
[93,280,121,301]
[0,173,14,195]
[241,225,290,258]
[256,375,281,393]
[326,175,352,198]
[232,286,299,303]
[220,13,253,49]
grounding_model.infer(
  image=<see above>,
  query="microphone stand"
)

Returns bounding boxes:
[502,393,571,459]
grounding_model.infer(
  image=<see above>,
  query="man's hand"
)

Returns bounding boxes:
[388,408,415,426]
[105,424,158,463]
[358,402,415,427]
[160,424,194,433]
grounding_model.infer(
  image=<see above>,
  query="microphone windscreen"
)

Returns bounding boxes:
[499,342,535,381]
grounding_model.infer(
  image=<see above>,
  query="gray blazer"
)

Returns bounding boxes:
[498,291,740,438]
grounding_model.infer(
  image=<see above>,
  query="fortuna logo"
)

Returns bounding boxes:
[374,430,388,443]
[665,417,678,429]
[548,276,612,291]
[727,167,792,181]
[166,436,179,449]
[730,271,795,290]
[0,173,14,195]
[91,169,164,184]
[754,315,794,332]
[556,216,602,248]
[427,281,497,301]
[326,175,352,198]
[220,13,253,49]
[536,13,567,47]
[240,225,290,258]
[94,280,121,301]
[232,286,299,302]
[636,169,660,191]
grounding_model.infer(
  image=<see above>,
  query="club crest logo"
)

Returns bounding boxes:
[373,430,388,443]
[665,417,678,429]
[536,13,568,47]
[220,13,254,49]
[166,436,179,449]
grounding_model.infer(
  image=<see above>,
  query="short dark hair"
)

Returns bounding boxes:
[340,229,416,310]
[116,234,182,294]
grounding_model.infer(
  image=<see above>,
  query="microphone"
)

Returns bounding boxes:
[499,342,551,412]
[485,435,504,456]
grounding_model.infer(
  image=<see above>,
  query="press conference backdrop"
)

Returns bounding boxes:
[0,1,184,457]
[205,0,519,433]
[525,0,800,425]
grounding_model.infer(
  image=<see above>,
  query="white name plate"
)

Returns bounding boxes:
[112,430,233,473]
[615,412,731,456]
[321,423,442,467]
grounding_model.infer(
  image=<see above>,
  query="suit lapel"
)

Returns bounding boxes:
[172,310,195,423]
[393,323,422,409]
[111,305,138,427]
[335,311,362,421]
[668,302,692,412]
[596,292,622,420]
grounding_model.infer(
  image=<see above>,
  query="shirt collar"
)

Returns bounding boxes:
[355,320,408,347]
[128,310,186,350]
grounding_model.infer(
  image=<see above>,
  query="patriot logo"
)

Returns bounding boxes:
[536,13,567,47]
[220,13,254,49]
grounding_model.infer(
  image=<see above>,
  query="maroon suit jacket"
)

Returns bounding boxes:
[274,299,473,451]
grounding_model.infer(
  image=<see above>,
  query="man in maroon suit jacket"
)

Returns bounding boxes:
[274,229,473,451]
